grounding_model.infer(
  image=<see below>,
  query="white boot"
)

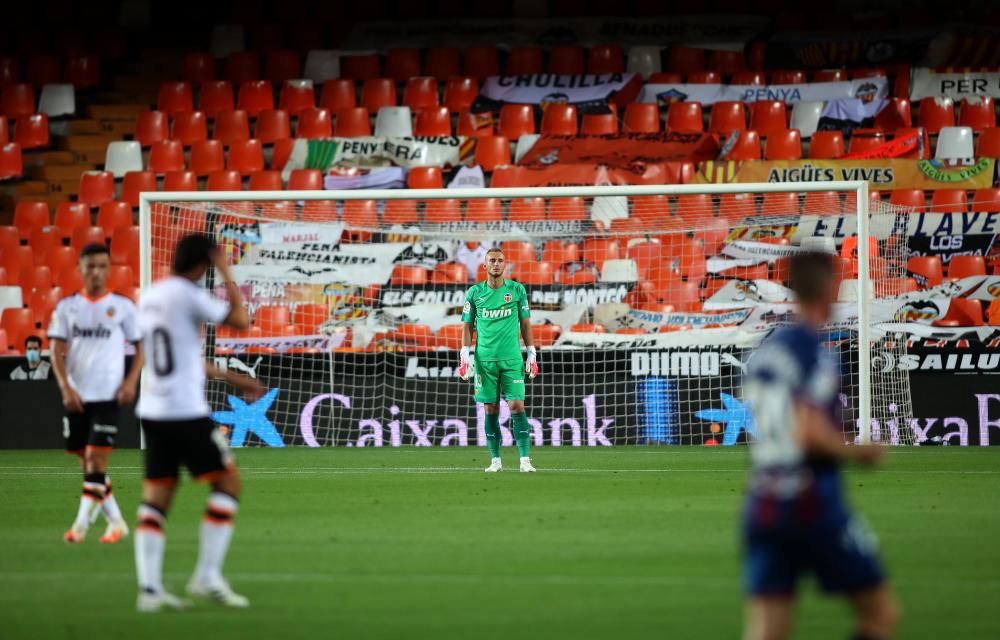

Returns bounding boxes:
[484,458,503,473]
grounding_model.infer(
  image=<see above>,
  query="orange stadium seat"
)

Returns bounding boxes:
[1,245,33,282]
[390,265,429,285]
[436,324,465,350]
[889,189,925,210]
[908,256,944,287]
[971,188,1000,211]
[501,241,537,265]
[547,197,586,222]
[361,78,397,113]
[582,238,621,269]
[936,298,984,327]
[14,201,50,235]
[288,169,323,191]
[430,263,468,283]
[540,240,580,267]
[847,129,885,154]
[516,260,554,285]
[96,201,132,238]
[687,70,720,84]
[918,96,955,134]
[342,200,378,240]
[238,80,274,117]
[465,198,502,223]
[623,103,660,133]
[414,106,451,136]
[293,303,329,331]
[200,80,235,118]
[383,200,419,225]
[958,97,995,131]
[334,107,371,137]
[264,50,301,84]
[726,129,762,160]
[407,166,444,189]
[892,127,930,159]
[248,170,282,191]
[53,203,89,240]
[255,305,291,335]
[949,255,987,279]
[732,71,765,85]
[403,77,439,112]
[761,192,799,215]
[874,98,912,133]
[28,287,62,329]
[771,69,807,84]
[111,226,140,272]
[182,53,216,84]
[425,48,460,81]
[1,308,35,351]
[157,82,193,117]
[20,264,52,292]
[571,323,606,333]
[319,78,356,112]
[224,52,260,84]
[648,73,682,83]
[71,226,107,251]
[254,109,291,143]
[498,104,536,139]
[588,45,624,74]
[206,169,242,191]
[27,55,61,86]
[507,47,543,75]
[46,245,78,276]
[541,104,577,136]
[976,127,1000,158]
[0,225,16,254]
[385,48,421,82]
[296,107,332,139]
[550,46,585,75]
[13,114,48,149]
[213,109,250,144]
[189,139,226,175]
[107,264,134,293]
[171,110,208,146]
[930,189,968,212]
[444,77,478,112]
[531,324,561,347]
[279,80,316,117]
[270,139,295,170]
[509,197,546,223]
[666,102,703,133]
[749,100,787,136]
[162,170,197,191]
[709,101,747,134]
[77,171,115,207]
[764,128,802,160]
[147,140,185,173]
[121,171,156,208]
[474,135,511,171]
[457,110,494,137]
[668,47,705,74]
[423,199,462,224]
[0,142,21,179]
[135,110,169,146]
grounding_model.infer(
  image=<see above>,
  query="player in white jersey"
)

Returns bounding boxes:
[134,233,262,613]
[49,243,143,545]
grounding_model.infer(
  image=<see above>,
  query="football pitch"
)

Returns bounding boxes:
[0,447,997,640]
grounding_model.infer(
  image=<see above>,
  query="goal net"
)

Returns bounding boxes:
[140,184,916,448]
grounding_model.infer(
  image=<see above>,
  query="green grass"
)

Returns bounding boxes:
[0,447,997,640]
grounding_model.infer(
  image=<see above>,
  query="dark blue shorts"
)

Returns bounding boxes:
[743,514,886,596]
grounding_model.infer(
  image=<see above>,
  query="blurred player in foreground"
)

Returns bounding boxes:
[134,234,262,612]
[459,247,538,472]
[741,252,901,640]
[49,243,143,544]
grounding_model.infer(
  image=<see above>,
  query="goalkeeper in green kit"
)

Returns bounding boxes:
[459,247,538,473]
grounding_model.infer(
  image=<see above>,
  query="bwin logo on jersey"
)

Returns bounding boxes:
[481,308,513,319]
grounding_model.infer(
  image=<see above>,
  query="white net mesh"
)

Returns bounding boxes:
[143,186,915,448]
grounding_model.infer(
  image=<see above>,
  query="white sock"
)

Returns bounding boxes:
[75,481,105,529]
[101,478,124,524]
[194,492,239,585]
[135,504,166,594]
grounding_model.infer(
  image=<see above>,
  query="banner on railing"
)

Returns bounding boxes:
[639,77,889,106]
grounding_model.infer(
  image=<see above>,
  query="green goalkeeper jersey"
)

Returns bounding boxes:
[461,279,531,362]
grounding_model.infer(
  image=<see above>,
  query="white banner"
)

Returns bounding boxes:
[234,242,457,286]
[479,73,636,107]
[911,68,1000,100]
[215,333,346,353]
[793,212,1000,245]
[607,307,752,332]
[281,137,469,179]
[703,279,796,310]
[639,77,889,106]
[258,222,344,245]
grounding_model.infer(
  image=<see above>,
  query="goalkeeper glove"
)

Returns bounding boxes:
[524,346,539,379]
[458,346,474,381]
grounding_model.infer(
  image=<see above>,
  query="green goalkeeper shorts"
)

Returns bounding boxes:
[473,357,525,404]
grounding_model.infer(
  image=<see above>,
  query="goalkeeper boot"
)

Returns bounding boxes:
[99,520,129,544]
[136,589,190,613]
[519,457,537,473]
[63,522,87,544]
[187,577,250,608]
[484,458,503,473]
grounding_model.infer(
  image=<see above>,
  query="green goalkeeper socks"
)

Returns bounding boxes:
[512,412,531,457]
[485,413,501,458]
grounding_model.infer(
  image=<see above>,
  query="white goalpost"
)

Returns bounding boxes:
[139,182,915,448]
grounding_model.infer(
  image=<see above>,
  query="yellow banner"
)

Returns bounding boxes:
[695,158,996,190]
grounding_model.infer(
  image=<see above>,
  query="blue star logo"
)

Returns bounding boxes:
[695,393,756,446]
[657,88,688,104]
[212,388,285,448]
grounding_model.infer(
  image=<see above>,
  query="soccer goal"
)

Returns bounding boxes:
[139,182,915,448]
